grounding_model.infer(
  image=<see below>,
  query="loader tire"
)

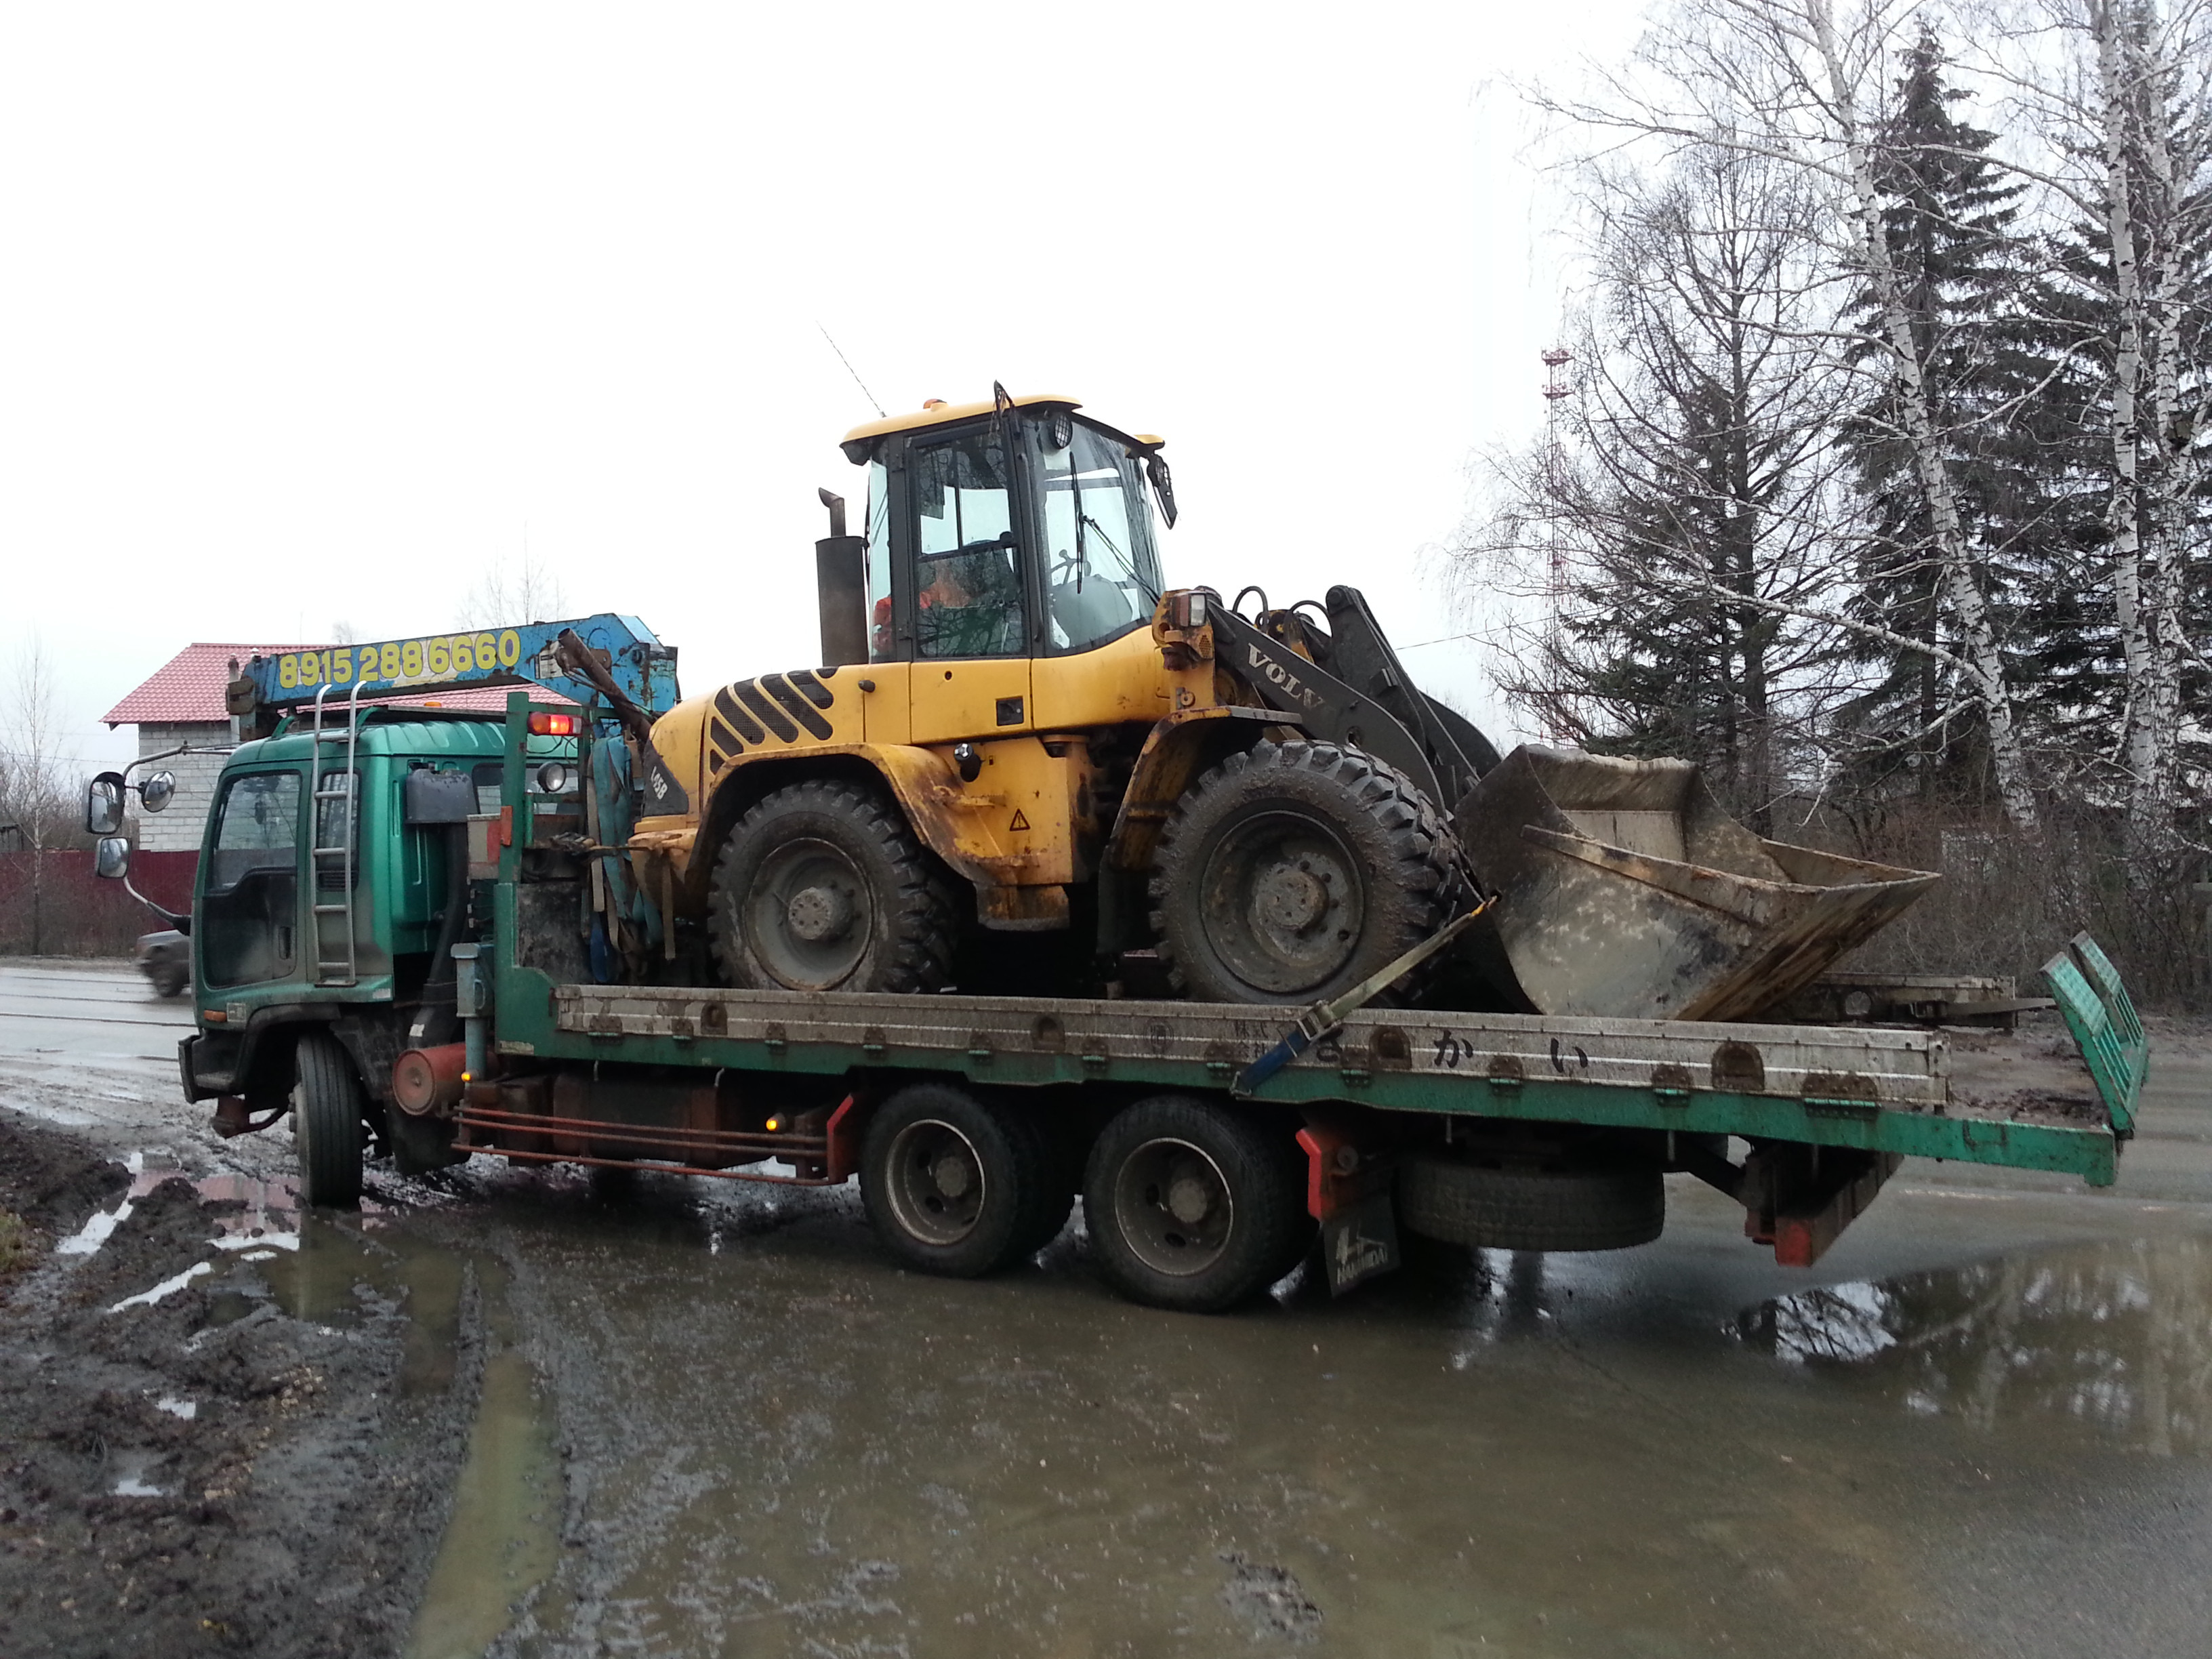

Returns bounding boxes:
[292,1032,367,1210]
[1150,739,1462,1006]
[1396,1153,1663,1253]
[710,779,954,995]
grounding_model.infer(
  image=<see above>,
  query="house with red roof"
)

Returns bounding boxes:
[101,643,580,858]
[102,643,327,854]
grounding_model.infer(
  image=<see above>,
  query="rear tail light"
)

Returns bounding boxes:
[527,712,577,736]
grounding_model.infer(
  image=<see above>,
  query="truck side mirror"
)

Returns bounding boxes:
[140,771,176,814]
[94,836,131,880]
[86,773,125,836]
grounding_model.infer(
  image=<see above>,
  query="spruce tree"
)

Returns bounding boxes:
[1835,28,2042,809]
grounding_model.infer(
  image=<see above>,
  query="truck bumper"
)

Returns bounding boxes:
[178,1031,243,1103]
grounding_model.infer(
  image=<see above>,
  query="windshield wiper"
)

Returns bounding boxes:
[1080,514,1156,598]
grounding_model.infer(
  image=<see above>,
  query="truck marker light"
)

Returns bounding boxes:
[527,712,577,736]
[766,1116,783,1132]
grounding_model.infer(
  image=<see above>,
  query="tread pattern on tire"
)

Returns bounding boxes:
[1396,1154,1663,1252]
[859,1084,1063,1277]
[1147,739,1467,1005]
[1082,1095,1307,1313]
[709,778,954,995]
[293,1031,366,1209]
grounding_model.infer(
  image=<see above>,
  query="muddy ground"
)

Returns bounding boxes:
[5,958,2212,1658]
[0,1109,480,1657]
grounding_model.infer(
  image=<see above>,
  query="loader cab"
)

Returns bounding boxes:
[838,394,1169,667]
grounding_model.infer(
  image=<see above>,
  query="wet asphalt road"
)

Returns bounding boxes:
[5,959,2211,1658]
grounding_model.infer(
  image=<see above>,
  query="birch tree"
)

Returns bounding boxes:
[1835,30,2047,808]
[1536,0,2045,827]
[1457,144,1859,827]
[0,640,74,955]
[1973,0,2212,863]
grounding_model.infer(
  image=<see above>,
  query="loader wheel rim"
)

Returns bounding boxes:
[885,1118,987,1246]
[1111,1136,1235,1276]
[1199,811,1365,996]
[746,837,873,989]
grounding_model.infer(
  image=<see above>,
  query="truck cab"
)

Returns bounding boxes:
[173,715,569,1132]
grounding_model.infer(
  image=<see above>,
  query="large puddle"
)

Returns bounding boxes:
[438,1172,2212,1659]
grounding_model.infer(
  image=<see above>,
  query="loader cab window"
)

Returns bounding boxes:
[910,426,1025,659]
[199,770,302,989]
[865,459,896,662]
[1037,418,1163,653]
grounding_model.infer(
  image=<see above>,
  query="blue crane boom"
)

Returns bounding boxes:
[228,614,680,721]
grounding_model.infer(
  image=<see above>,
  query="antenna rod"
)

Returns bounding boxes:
[817,323,886,417]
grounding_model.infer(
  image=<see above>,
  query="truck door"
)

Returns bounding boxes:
[197,769,303,991]
[903,424,1032,745]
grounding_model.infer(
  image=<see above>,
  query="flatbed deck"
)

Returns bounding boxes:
[508,974,2132,1187]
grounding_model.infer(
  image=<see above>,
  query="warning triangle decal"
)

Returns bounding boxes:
[1009,809,1031,832]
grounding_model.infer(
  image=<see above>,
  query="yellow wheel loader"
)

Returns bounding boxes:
[626,386,1932,1018]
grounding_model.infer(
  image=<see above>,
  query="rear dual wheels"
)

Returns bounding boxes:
[860,1084,1073,1277]
[859,1086,1310,1311]
[1082,1097,1311,1313]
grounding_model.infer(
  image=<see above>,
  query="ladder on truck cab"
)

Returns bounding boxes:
[307,680,367,987]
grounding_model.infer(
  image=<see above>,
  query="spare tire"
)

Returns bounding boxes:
[1396,1153,1663,1252]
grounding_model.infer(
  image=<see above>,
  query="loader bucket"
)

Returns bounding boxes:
[1452,746,1938,1022]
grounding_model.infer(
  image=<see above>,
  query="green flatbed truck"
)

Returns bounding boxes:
[85,618,2148,1313]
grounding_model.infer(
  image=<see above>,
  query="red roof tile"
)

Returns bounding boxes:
[102,644,327,726]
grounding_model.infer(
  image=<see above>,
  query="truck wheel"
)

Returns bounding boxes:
[1396,1153,1662,1252]
[710,779,954,994]
[860,1084,1060,1277]
[1082,1096,1305,1312]
[1149,740,1461,1005]
[293,1032,366,1209]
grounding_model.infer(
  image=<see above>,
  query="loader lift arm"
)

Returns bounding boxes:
[1205,586,1499,808]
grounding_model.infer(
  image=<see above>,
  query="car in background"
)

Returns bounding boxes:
[134,930,189,998]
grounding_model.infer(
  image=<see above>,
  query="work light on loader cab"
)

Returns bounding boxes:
[527,711,577,737]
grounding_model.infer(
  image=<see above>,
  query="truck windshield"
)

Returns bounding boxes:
[1038,419,1163,653]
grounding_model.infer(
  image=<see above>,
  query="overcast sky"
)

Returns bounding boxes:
[1,1,1642,779]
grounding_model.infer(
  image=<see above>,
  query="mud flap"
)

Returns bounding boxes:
[1320,1191,1401,1295]
[1297,1117,1401,1295]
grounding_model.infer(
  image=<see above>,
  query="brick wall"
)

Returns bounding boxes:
[132,721,235,853]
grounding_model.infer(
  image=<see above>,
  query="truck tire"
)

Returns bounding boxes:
[293,1032,367,1209]
[1149,739,1462,1006]
[1396,1153,1663,1252]
[1082,1096,1305,1312]
[710,779,954,995]
[860,1084,1062,1277]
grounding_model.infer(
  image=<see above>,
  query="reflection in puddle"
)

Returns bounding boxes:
[405,1254,562,1659]
[1740,1235,2212,1454]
